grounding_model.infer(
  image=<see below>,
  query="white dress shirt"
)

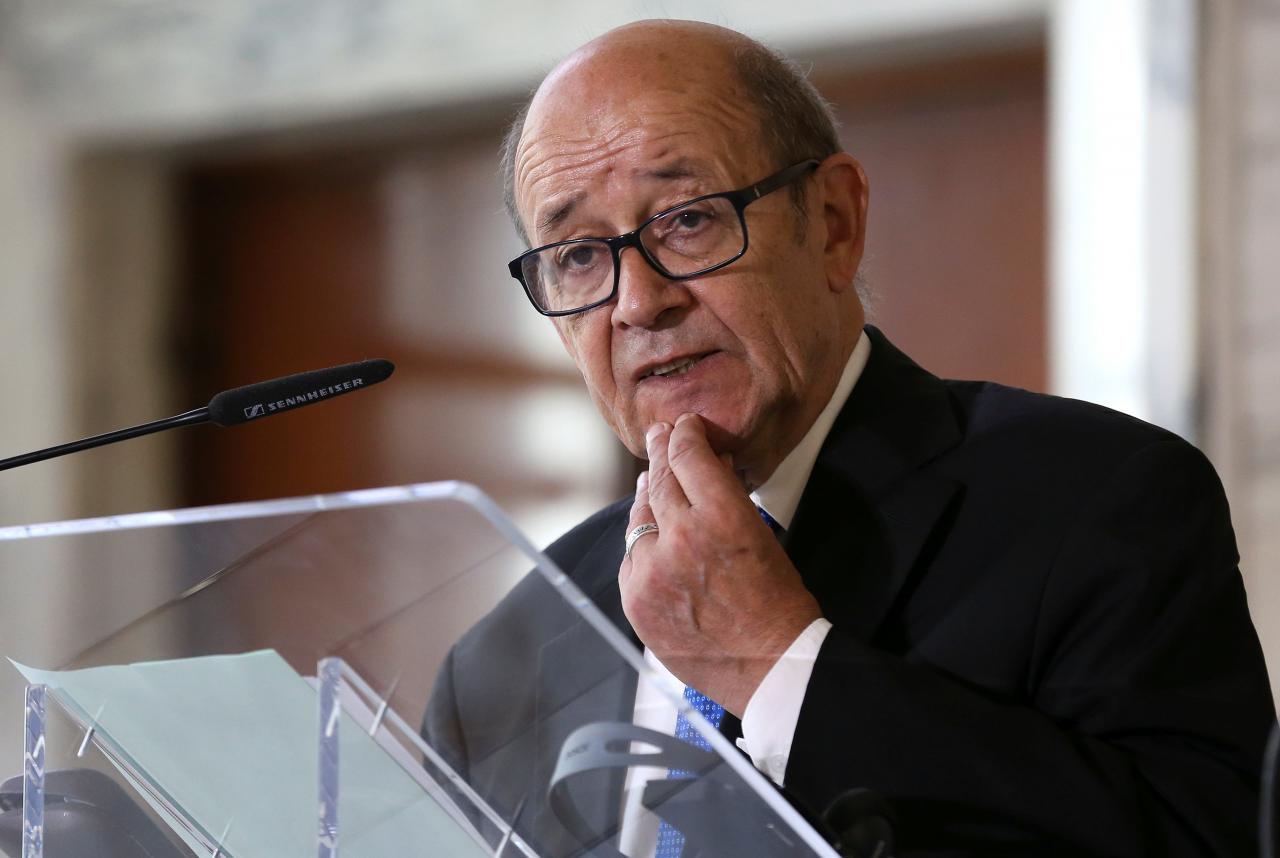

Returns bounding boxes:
[618,331,872,853]
[740,329,871,782]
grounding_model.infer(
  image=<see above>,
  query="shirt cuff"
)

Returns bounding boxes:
[735,617,833,784]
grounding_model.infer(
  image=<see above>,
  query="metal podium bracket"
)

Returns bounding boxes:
[317,657,342,858]
[210,819,235,858]
[22,685,45,858]
[74,703,106,759]
[367,673,400,738]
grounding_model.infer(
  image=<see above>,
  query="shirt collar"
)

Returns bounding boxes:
[750,330,871,530]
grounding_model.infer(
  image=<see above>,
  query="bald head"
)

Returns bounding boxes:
[536,20,751,107]
[501,20,841,245]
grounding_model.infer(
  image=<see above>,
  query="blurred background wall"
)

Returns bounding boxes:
[0,0,1276,690]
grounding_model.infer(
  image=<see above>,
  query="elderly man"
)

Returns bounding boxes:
[425,20,1274,857]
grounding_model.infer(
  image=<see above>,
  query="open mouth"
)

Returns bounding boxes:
[640,352,714,381]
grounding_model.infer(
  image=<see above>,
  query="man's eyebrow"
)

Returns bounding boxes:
[639,160,710,182]
[534,161,710,237]
[536,193,583,237]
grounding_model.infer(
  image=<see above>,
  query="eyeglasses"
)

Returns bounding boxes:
[508,159,821,317]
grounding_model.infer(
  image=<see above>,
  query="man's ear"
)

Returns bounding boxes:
[817,153,869,294]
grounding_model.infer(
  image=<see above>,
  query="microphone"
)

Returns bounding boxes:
[207,358,394,426]
[0,359,395,473]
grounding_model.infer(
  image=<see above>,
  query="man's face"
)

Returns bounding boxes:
[514,39,857,476]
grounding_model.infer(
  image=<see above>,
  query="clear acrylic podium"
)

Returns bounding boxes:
[0,483,838,857]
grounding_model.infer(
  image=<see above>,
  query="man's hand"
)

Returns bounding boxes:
[619,412,823,717]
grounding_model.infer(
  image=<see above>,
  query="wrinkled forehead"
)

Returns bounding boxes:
[514,59,767,234]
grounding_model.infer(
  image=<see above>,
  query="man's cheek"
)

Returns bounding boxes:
[551,317,577,358]
[587,388,643,456]
[554,313,606,369]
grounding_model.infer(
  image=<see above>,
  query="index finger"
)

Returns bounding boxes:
[646,421,689,527]
[666,413,751,510]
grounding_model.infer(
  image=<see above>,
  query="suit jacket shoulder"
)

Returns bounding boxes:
[544,496,633,590]
[784,329,1270,856]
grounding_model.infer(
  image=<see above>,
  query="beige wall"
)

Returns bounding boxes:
[1202,0,1280,684]
[0,58,76,524]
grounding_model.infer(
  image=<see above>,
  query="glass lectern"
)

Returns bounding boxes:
[0,483,838,857]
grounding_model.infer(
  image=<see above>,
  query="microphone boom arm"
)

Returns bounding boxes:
[0,356,394,474]
[0,408,209,473]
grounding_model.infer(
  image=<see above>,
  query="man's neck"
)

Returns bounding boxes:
[739,333,862,489]
[748,330,872,528]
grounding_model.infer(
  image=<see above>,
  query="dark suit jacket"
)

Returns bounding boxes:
[425,326,1274,857]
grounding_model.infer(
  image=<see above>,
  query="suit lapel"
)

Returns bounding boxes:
[788,327,963,643]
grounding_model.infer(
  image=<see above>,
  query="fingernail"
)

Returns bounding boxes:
[636,471,648,492]
[676,412,696,426]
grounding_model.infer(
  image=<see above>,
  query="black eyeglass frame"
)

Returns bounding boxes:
[508,158,822,317]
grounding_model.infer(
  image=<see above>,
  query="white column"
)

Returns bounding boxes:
[1049,0,1198,440]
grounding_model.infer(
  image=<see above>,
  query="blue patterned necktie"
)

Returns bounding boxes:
[653,506,781,857]
[654,684,724,857]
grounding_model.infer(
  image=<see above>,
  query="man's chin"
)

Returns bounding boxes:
[620,402,758,461]
[642,409,749,454]
[698,416,745,455]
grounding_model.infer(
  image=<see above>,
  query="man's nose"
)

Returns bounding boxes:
[610,247,692,329]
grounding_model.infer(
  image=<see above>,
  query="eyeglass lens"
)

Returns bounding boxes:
[522,195,744,314]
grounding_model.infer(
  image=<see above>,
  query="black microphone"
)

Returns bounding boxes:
[207,358,394,426]
[0,359,395,473]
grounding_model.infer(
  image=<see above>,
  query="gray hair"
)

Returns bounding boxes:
[500,37,842,247]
